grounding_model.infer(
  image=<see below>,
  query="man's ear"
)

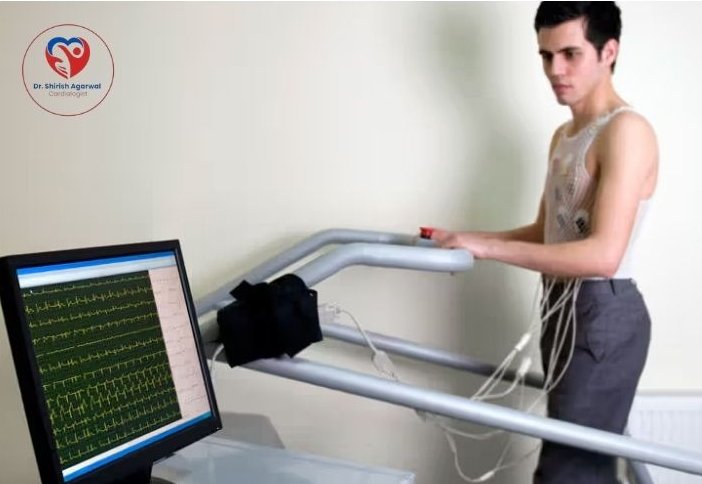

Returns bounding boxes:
[602,38,619,69]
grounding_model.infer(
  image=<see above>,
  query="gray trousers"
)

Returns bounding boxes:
[534,279,651,484]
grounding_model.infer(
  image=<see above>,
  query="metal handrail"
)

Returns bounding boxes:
[195,228,433,318]
[321,322,545,389]
[197,229,672,480]
[196,238,472,344]
[232,356,700,476]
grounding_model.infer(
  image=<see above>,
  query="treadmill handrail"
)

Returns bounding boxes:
[195,228,434,317]
[294,243,473,287]
[321,322,545,389]
[196,241,472,343]
[241,355,702,477]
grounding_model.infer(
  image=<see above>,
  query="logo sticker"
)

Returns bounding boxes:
[23,25,114,116]
[45,37,91,79]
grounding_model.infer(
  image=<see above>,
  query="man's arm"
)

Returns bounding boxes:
[436,112,657,278]
[444,124,563,244]
[470,197,545,243]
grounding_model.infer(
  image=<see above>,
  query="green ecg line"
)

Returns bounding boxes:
[22,271,182,469]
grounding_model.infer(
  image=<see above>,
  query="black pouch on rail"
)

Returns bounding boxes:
[216,274,323,367]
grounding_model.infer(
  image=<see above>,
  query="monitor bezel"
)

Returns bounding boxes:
[0,240,221,484]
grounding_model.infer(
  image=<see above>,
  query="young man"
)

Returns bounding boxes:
[430,3,658,483]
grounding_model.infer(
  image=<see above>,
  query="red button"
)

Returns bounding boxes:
[419,227,434,239]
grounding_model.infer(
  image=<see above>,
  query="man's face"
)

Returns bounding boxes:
[537,18,615,106]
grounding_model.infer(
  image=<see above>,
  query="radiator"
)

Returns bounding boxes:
[626,392,702,483]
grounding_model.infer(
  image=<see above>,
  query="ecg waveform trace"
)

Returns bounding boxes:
[22,271,182,469]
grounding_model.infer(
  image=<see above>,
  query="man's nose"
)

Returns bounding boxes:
[549,55,567,76]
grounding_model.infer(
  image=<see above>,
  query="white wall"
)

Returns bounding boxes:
[1,2,700,483]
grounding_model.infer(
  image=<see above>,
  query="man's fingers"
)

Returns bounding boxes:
[430,228,448,241]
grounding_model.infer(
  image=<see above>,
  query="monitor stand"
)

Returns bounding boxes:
[110,465,175,484]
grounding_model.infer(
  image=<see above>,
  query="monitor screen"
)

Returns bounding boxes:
[0,241,221,484]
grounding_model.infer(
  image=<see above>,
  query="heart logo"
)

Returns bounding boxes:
[45,37,90,79]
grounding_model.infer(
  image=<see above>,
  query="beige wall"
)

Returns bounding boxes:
[1,3,699,483]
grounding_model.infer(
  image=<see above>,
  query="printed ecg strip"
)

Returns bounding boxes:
[149,265,210,418]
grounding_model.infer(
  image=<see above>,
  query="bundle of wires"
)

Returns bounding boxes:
[330,275,583,483]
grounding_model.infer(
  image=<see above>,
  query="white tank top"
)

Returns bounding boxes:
[544,106,649,279]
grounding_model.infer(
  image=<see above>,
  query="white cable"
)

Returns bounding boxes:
[445,430,497,483]
[440,276,581,482]
[541,278,580,393]
[210,343,225,374]
[322,275,582,484]
[544,280,579,386]
[455,278,580,481]
[478,358,531,402]
[526,277,582,414]
[439,423,503,441]
[432,371,528,442]
[471,351,517,400]
[476,276,573,401]
[488,278,583,480]
[457,276,569,406]
[487,358,541,476]
[338,308,402,382]
[514,333,532,353]
[438,277,582,482]
[444,372,542,483]
[471,276,572,403]
[434,278,563,440]
[329,303,535,482]
[209,343,226,395]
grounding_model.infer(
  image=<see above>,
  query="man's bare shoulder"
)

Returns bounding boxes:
[597,110,659,167]
[600,110,658,149]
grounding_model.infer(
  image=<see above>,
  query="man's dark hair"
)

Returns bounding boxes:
[534,2,622,72]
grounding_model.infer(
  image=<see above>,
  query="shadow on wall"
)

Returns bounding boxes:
[418,4,540,483]
[434,5,537,348]
[428,4,534,376]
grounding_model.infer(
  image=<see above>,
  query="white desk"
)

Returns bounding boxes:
[153,436,415,484]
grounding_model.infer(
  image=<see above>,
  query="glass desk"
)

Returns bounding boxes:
[153,436,415,484]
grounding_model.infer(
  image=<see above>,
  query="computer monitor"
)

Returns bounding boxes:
[0,241,221,484]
